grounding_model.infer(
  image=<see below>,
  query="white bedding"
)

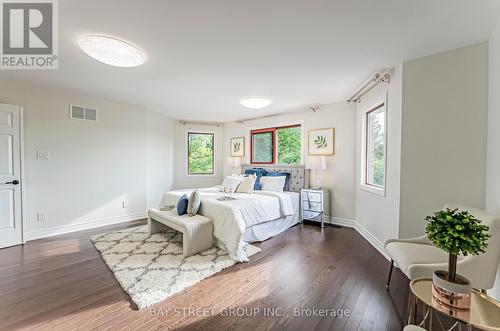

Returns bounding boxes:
[242,192,301,242]
[163,187,295,261]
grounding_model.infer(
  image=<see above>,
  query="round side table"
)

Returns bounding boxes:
[407,278,500,331]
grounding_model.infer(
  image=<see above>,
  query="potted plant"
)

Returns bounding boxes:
[425,208,490,309]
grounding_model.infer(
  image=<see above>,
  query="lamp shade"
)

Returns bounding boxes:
[233,157,241,167]
[306,156,327,170]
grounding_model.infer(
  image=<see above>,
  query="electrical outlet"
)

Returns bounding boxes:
[37,212,47,222]
[36,151,50,160]
[122,201,128,208]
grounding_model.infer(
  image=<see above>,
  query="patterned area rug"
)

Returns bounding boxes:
[91,225,261,309]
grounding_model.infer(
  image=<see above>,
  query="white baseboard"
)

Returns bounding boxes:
[327,216,355,228]
[327,216,390,261]
[354,222,390,261]
[25,212,148,241]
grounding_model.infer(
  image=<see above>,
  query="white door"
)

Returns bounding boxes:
[0,104,22,248]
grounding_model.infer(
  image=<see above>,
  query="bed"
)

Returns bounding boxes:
[162,164,308,262]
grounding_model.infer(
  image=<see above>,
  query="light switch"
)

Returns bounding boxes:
[36,151,50,160]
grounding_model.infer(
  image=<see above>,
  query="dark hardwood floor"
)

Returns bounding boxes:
[0,221,409,331]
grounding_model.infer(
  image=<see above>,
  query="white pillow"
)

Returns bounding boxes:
[187,189,201,216]
[260,176,286,192]
[220,176,243,193]
[236,175,256,194]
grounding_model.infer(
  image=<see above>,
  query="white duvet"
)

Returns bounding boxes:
[163,187,294,261]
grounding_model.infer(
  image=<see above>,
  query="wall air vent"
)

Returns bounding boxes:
[84,108,97,120]
[70,105,97,121]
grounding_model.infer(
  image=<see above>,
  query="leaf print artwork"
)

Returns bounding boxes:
[230,137,245,157]
[309,128,334,155]
[314,135,327,149]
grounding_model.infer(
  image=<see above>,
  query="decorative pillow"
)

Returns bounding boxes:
[260,176,287,192]
[220,176,243,193]
[176,194,189,215]
[236,174,257,194]
[187,190,201,216]
[266,172,291,191]
[244,168,268,190]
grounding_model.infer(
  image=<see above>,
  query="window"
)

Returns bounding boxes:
[251,129,275,163]
[362,102,386,193]
[250,125,301,164]
[187,132,214,175]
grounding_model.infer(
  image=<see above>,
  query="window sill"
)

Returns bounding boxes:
[359,183,386,197]
[249,163,304,166]
[184,173,217,178]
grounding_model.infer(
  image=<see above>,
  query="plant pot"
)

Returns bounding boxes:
[432,270,472,310]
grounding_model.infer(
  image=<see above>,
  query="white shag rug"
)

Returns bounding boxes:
[91,225,260,309]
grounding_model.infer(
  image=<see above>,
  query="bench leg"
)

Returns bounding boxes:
[182,232,188,257]
[182,224,214,257]
[149,217,169,235]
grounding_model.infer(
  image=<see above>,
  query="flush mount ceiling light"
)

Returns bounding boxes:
[79,35,145,67]
[240,97,272,110]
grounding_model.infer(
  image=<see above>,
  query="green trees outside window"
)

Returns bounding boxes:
[251,125,302,165]
[252,132,274,163]
[277,126,301,165]
[366,104,385,187]
[188,132,214,174]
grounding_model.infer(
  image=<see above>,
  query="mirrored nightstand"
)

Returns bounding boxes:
[300,188,331,228]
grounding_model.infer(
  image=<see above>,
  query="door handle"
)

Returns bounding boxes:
[4,180,20,185]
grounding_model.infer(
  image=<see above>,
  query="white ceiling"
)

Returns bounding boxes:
[3,0,500,121]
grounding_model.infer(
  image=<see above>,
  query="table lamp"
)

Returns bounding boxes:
[232,157,241,175]
[306,156,326,189]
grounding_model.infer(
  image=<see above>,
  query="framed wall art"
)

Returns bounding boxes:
[230,137,245,157]
[308,128,335,156]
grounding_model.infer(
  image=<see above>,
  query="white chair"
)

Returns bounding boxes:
[403,326,426,331]
[385,204,500,292]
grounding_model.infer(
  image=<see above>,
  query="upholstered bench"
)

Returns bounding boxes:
[148,209,213,257]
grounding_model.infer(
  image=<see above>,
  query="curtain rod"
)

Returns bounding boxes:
[235,104,320,124]
[345,72,391,104]
[178,120,224,127]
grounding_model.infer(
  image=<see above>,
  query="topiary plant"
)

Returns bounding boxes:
[425,208,490,283]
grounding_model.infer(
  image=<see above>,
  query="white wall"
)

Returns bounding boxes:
[222,102,356,220]
[0,76,174,239]
[399,43,489,238]
[355,65,403,247]
[487,23,500,301]
[146,109,175,209]
[172,122,224,189]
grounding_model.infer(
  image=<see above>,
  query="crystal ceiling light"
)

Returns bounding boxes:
[79,35,145,67]
[240,97,272,109]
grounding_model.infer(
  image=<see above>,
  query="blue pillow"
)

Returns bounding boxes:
[244,168,268,190]
[176,194,189,215]
[266,172,291,191]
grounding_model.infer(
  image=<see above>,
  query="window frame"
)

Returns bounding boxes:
[186,131,216,177]
[360,99,387,196]
[250,123,303,165]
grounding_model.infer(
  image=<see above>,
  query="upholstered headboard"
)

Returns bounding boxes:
[241,164,309,192]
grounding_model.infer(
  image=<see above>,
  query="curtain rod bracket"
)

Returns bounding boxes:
[179,120,223,127]
[345,71,392,104]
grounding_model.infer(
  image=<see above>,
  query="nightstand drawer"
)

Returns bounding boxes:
[303,210,322,220]
[301,191,323,203]
[303,201,323,212]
